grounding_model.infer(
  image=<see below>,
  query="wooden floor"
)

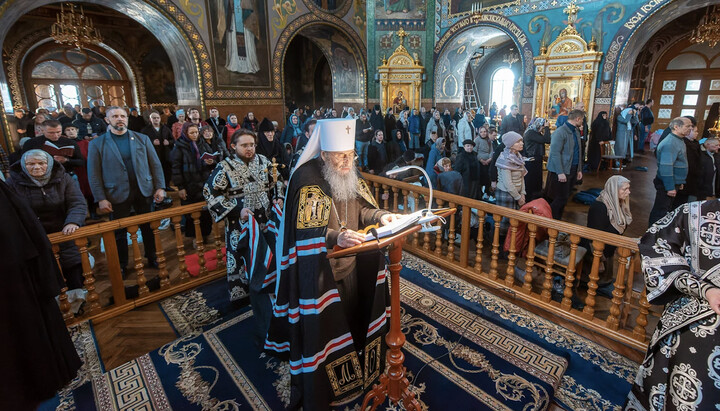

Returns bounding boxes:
[93,153,658,370]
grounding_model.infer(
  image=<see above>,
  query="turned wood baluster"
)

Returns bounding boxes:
[150,220,170,289]
[541,229,559,302]
[489,214,502,280]
[214,221,226,269]
[505,218,519,288]
[583,240,605,319]
[447,202,456,261]
[434,199,444,255]
[459,205,471,268]
[422,194,430,251]
[634,289,651,341]
[561,234,581,311]
[474,210,486,274]
[382,184,390,210]
[128,225,149,296]
[192,211,208,276]
[522,223,538,294]
[374,182,381,205]
[53,244,73,322]
[402,189,409,213]
[75,237,102,312]
[392,187,399,213]
[607,247,631,330]
[172,215,189,281]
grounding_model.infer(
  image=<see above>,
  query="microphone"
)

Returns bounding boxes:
[385,165,442,232]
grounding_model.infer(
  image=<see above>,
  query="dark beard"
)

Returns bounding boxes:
[321,161,358,203]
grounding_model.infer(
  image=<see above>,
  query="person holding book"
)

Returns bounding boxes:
[23,119,84,176]
[200,124,230,160]
[170,122,214,244]
[72,108,106,140]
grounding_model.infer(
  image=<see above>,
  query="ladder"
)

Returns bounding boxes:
[464,69,480,112]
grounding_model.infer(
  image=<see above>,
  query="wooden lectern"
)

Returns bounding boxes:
[327,208,456,410]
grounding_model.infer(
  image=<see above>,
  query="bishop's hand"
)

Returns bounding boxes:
[337,229,364,248]
[706,287,720,316]
[380,213,403,226]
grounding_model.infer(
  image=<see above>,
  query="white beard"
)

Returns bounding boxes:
[322,161,358,203]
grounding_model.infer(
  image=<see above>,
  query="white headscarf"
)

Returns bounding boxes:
[596,175,632,234]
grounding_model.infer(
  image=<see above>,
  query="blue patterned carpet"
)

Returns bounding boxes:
[41,253,637,410]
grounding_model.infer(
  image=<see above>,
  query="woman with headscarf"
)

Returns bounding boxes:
[386,128,408,164]
[587,111,610,171]
[200,125,231,160]
[6,149,87,293]
[523,117,551,201]
[396,110,410,147]
[281,113,303,147]
[581,175,632,298]
[223,113,242,149]
[257,118,287,171]
[614,105,636,159]
[171,109,186,140]
[474,125,493,199]
[495,132,527,237]
[171,123,214,245]
[242,112,259,131]
[441,109,452,131]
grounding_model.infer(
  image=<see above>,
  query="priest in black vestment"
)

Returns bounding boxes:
[0,180,81,409]
[264,118,400,409]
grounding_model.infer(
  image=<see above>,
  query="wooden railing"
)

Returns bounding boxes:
[47,203,226,326]
[46,175,653,352]
[362,173,652,352]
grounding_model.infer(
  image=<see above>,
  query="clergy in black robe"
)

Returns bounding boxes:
[0,180,81,409]
[265,118,397,409]
[626,200,720,410]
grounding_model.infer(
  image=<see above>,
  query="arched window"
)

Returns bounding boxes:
[490,68,515,112]
[25,44,131,111]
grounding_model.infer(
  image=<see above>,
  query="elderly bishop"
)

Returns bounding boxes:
[265,118,400,409]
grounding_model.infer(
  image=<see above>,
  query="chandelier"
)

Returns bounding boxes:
[503,48,519,67]
[690,6,720,48]
[51,3,102,50]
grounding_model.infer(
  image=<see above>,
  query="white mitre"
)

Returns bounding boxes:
[294,118,356,172]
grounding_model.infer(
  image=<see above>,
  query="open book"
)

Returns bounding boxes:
[363,210,425,241]
[200,151,220,161]
[44,140,75,157]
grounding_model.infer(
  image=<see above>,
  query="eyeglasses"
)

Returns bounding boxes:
[238,143,256,149]
[325,151,357,161]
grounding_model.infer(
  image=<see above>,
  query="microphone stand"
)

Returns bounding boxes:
[385,165,441,232]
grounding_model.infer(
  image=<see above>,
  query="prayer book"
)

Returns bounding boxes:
[363,210,424,241]
[200,151,220,161]
[43,140,75,157]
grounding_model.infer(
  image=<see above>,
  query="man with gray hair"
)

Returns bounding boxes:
[87,106,166,275]
[648,116,692,225]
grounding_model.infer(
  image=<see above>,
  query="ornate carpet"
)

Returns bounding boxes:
[40,252,637,410]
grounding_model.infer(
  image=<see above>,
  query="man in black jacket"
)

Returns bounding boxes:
[499,104,524,136]
[72,108,106,140]
[141,110,174,189]
[698,137,720,200]
[355,112,373,169]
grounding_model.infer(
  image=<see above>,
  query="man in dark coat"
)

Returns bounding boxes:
[205,107,226,137]
[698,137,720,200]
[369,104,384,136]
[0,180,81,409]
[128,108,147,132]
[23,119,85,176]
[265,118,396,409]
[499,104,524,136]
[141,110,175,189]
[454,139,480,198]
[72,107,106,140]
[674,122,703,207]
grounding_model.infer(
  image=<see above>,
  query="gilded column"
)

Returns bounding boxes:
[534,76,545,118]
[582,73,595,113]
[381,80,388,112]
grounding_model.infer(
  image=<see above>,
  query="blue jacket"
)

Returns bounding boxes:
[547,123,583,175]
[408,114,421,134]
[426,146,442,186]
[655,132,688,191]
[87,130,165,204]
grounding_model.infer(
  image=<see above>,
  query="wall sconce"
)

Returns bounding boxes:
[602,71,613,84]
[422,73,427,81]
[374,73,380,82]
[524,75,533,86]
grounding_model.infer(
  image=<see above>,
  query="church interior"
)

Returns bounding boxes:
[2,0,720,409]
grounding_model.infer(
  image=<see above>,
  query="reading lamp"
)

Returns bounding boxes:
[385,165,442,232]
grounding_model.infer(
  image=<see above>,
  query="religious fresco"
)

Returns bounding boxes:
[374,0,426,20]
[141,46,177,103]
[298,25,364,99]
[206,0,272,88]
[270,0,298,37]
